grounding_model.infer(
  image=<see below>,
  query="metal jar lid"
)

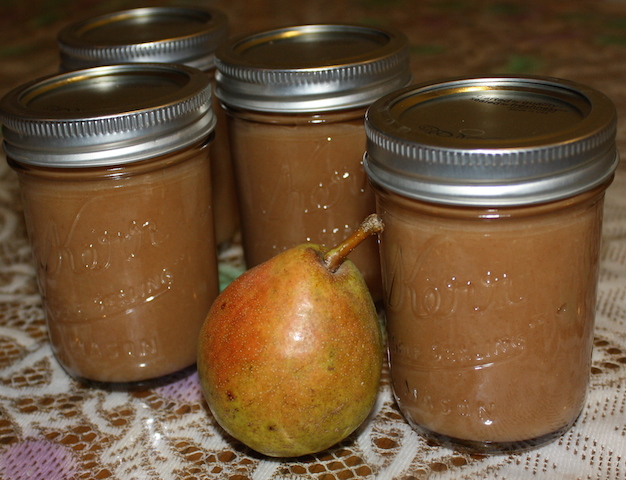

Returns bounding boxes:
[215,24,412,112]
[57,7,229,71]
[364,75,619,206]
[0,63,216,168]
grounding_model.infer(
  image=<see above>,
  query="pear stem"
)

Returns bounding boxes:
[323,214,384,273]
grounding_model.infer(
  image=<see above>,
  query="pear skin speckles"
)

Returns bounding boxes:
[197,243,383,458]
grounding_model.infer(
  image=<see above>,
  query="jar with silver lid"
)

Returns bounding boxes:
[57,6,238,246]
[215,23,411,301]
[0,64,220,384]
[364,75,619,452]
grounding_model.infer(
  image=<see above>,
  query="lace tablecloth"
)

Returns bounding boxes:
[3,163,626,480]
[1,0,626,479]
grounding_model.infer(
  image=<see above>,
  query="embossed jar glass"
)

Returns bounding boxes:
[215,24,411,300]
[0,64,220,383]
[57,6,238,246]
[364,76,619,452]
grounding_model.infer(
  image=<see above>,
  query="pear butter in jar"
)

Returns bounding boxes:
[364,76,619,452]
[215,24,412,300]
[0,64,220,383]
[57,6,238,246]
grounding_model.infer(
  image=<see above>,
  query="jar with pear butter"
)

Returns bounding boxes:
[364,75,619,453]
[57,6,238,246]
[0,64,220,384]
[215,24,412,301]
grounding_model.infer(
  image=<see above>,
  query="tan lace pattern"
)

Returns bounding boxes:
[0,154,625,479]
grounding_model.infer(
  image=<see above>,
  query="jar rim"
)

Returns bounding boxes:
[57,6,229,71]
[0,63,216,168]
[215,23,412,112]
[364,75,619,206]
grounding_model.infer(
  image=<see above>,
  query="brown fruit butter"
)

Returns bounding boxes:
[378,184,605,445]
[224,107,382,298]
[215,24,412,299]
[57,6,239,246]
[0,64,219,383]
[364,76,619,452]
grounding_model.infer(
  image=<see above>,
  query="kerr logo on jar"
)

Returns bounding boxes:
[35,215,165,277]
[31,210,173,324]
[267,151,369,223]
[384,236,525,317]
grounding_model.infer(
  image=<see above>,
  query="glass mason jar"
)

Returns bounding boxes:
[0,64,220,384]
[215,24,412,301]
[364,75,619,452]
[57,6,239,246]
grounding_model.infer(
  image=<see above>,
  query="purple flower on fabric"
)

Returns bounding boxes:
[0,439,78,480]
[156,370,204,404]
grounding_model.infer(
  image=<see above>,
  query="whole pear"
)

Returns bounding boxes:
[197,214,384,457]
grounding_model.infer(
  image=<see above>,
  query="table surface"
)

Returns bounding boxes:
[1,1,626,479]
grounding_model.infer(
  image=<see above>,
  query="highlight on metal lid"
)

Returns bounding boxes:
[215,23,412,112]
[57,6,229,71]
[364,75,619,206]
[0,63,216,168]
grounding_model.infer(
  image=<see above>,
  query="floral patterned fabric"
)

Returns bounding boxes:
[1,0,626,478]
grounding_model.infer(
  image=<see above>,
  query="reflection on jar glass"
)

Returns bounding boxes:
[0,64,220,383]
[365,75,619,453]
[225,107,382,298]
[216,24,412,300]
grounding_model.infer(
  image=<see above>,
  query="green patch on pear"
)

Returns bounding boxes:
[197,214,385,457]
